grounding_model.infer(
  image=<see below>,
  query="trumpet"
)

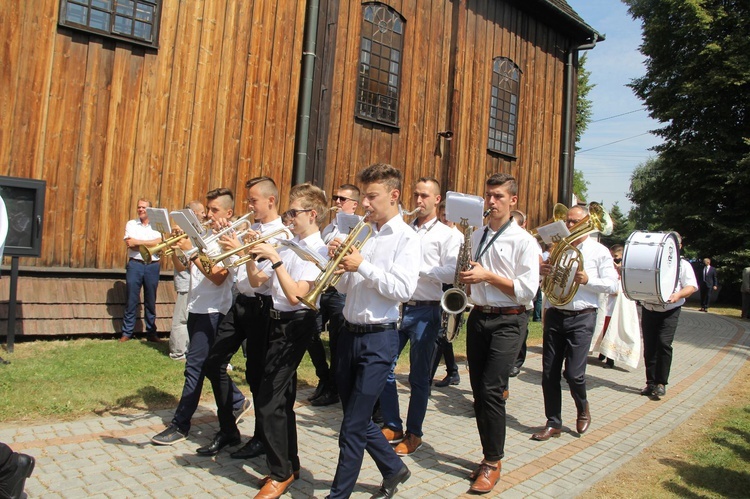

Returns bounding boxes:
[298,212,373,311]
[176,211,255,267]
[541,202,611,306]
[140,220,213,264]
[402,206,422,217]
[211,226,294,270]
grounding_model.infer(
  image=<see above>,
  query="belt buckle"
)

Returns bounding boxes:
[270,309,281,320]
[406,300,416,307]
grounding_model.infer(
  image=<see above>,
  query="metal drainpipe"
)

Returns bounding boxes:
[293,0,321,186]
[560,37,598,205]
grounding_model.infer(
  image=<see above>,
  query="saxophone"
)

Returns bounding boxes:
[440,210,489,342]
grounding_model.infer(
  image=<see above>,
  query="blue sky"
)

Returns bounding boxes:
[566,0,663,213]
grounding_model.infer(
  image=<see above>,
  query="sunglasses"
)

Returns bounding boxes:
[285,208,313,218]
[332,195,355,203]
[613,258,622,264]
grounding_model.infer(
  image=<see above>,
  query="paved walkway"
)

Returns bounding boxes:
[3,309,748,498]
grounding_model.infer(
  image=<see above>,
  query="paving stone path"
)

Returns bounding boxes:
[2,309,747,498]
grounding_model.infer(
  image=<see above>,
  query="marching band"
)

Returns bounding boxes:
[137,166,631,498]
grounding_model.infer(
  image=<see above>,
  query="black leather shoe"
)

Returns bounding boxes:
[434,373,460,387]
[371,465,410,498]
[230,437,265,459]
[311,390,339,406]
[308,380,327,401]
[640,384,655,396]
[0,452,35,499]
[196,431,241,456]
[509,366,521,377]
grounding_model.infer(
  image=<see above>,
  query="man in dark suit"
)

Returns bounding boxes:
[699,258,718,312]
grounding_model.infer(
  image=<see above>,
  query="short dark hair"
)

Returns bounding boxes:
[245,176,279,201]
[206,187,234,209]
[339,183,360,201]
[358,163,402,193]
[486,173,517,195]
[610,244,624,253]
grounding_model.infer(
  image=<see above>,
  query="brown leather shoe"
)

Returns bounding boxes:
[257,470,300,488]
[119,335,131,342]
[381,427,404,444]
[576,402,591,434]
[469,462,501,494]
[531,427,562,441]
[254,474,295,499]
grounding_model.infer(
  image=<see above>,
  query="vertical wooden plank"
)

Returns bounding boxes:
[0,1,24,174]
[448,0,467,193]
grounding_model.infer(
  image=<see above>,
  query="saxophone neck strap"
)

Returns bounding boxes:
[474,218,513,262]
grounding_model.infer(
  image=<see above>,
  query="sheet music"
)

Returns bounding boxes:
[336,213,362,235]
[445,191,485,227]
[537,220,569,245]
[278,239,328,270]
[146,208,171,234]
[170,210,207,250]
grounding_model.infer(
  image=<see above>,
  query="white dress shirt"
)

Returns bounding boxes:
[231,217,287,297]
[411,217,462,301]
[554,237,619,311]
[124,219,161,261]
[336,215,420,324]
[187,262,233,315]
[265,231,325,312]
[642,258,698,312]
[469,219,541,307]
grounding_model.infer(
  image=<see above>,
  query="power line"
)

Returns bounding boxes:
[577,133,652,154]
[591,108,647,123]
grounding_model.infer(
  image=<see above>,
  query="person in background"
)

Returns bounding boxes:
[431,200,463,387]
[741,266,750,319]
[120,198,162,343]
[639,235,698,399]
[169,200,206,361]
[699,257,718,312]
[596,244,624,369]
[308,184,361,407]
[508,209,533,378]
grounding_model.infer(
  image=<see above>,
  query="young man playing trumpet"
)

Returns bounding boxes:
[328,163,420,499]
[199,177,287,458]
[460,173,541,494]
[245,183,328,499]
[379,177,461,456]
[151,188,249,446]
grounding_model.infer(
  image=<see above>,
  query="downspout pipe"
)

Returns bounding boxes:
[293,0,321,186]
[559,36,598,205]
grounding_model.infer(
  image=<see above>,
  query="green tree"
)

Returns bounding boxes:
[576,54,594,147]
[624,0,750,297]
[573,169,590,202]
[600,203,634,248]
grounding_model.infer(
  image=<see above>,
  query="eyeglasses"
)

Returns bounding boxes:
[566,219,583,225]
[285,208,313,218]
[613,258,622,264]
[332,195,356,203]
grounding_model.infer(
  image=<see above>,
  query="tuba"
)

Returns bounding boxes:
[529,203,569,243]
[541,202,611,306]
[297,213,373,312]
[439,209,490,342]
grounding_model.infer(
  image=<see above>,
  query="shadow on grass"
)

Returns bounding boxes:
[659,458,750,498]
[94,385,178,419]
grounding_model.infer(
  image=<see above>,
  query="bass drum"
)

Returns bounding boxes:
[621,231,680,304]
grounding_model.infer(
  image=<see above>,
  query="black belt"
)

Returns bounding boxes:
[269,308,312,321]
[404,300,440,307]
[343,321,397,334]
[552,307,597,317]
[476,305,527,315]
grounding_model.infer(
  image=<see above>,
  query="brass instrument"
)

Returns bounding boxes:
[541,202,611,306]
[140,233,187,264]
[440,216,474,342]
[176,211,255,270]
[220,227,294,270]
[298,213,373,312]
[529,203,569,243]
[402,207,422,217]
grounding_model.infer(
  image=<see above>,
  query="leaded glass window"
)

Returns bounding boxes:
[488,57,521,156]
[59,0,161,48]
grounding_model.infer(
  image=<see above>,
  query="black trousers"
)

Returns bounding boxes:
[466,309,524,462]
[641,307,680,385]
[256,309,316,481]
[513,310,532,369]
[541,308,597,429]
[308,288,346,390]
[204,293,267,435]
[700,284,712,309]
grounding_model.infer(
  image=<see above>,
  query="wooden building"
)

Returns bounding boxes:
[0,0,601,337]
